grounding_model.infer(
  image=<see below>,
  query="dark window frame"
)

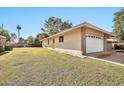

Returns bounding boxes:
[53,38,55,44]
[59,36,64,43]
[48,39,49,45]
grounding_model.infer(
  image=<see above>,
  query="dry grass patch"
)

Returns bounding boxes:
[0,48,124,85]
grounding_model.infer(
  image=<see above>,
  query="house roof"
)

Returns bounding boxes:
[40,22,114,41]
[107,38,118,43]
[0,35,6,39]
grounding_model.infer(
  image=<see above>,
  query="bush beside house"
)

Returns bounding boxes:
[114,44,124,50]
[0,35,6,52]
[0,35,13,53]
[24,36,42,47]
[0,44,13,52]
[5,45,13,51]
[0,46,5,52]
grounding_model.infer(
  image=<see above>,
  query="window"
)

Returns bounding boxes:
[48,39,49,45]
[59,36,64,43]
[53,39,55,44]
[91,36,93,38]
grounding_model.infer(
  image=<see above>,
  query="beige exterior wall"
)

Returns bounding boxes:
[42,26,112,54]
[42,28,82,51]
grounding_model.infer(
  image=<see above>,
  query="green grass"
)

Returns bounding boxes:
[0,48,124,85]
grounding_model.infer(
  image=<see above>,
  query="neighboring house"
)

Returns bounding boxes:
[40,22,113,55]
[0,35,6,47]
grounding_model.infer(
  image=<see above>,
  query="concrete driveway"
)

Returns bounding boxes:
[103,52,124,64]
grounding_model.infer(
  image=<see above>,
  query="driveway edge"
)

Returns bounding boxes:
[88,56,124,67]
[48,48,124,67]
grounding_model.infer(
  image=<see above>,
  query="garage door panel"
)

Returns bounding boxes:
[86,37,103,53]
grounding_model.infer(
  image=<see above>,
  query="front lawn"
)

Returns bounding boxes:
[0,48,124,85]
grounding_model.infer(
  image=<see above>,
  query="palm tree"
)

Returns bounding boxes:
[16,25,21,43]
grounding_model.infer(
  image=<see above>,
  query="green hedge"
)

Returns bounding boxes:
[0,45,13,52]
[114,44,124,50]
[5,46,13,51]
[0,46,5,52]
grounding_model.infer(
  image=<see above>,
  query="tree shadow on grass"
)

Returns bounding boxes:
[0,51,9,56]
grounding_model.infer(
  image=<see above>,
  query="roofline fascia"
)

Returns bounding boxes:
[40,22,113,41]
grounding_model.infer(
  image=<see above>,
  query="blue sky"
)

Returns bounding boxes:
[0,7,122,39]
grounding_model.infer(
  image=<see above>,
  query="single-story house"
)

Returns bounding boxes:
[107,38,118,49]
[0,35,6,47]
[40,22,113,55]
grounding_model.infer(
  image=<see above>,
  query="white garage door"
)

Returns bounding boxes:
[86,36,104,53]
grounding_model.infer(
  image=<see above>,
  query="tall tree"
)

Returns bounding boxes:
[34,38,41,47]
[27,36,34,46]
[113,9,124,40]
[60,20,72,30]
[36,33,49,40]
[0,28,10,41]
[16,25,21,42]
[41,17,72,35]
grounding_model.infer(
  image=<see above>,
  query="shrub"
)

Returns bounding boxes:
[114,44,124,50]
[33,38,41,47]
[114,44,119,49]
[0,46,5,52]
[5,46,13,51]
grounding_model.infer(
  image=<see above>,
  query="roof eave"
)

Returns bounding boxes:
[40,22,113,41]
